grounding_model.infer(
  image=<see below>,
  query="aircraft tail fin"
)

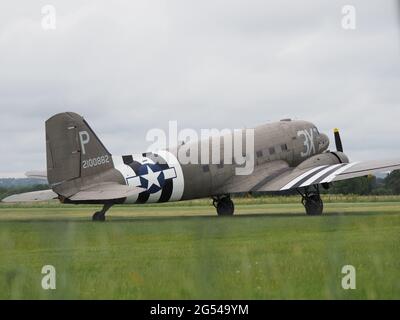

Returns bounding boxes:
[46,112,116,197]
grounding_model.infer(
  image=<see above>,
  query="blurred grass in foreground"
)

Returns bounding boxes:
[0,199,399,299]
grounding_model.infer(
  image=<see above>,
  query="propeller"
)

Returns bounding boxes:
[334,128,343,152]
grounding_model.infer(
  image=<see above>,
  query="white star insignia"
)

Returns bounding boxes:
[141,166,161,188]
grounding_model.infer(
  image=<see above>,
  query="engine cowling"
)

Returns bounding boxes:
[297,152,349,170]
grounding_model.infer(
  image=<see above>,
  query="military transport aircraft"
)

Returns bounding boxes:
[3,112,400,221]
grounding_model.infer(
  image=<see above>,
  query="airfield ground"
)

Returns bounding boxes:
[0,196,399,299]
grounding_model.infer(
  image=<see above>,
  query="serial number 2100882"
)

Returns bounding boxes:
[82,155,110,169]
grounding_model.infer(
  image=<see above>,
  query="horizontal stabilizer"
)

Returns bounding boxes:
[2,189,58,203]
[25,170,48,181]
[69,183,144,201]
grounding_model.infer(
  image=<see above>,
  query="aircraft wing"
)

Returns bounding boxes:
[69,183,144,201]
[219,159,400,194]
[258,159,400,192]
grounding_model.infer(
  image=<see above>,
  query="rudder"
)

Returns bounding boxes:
[46,112,114,196]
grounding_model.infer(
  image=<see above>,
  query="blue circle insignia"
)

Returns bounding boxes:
[138,163,165,194]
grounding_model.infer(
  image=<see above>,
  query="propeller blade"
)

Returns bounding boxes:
[334,128,343,152]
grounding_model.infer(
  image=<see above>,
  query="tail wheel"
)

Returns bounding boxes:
[92,211,106,221]
[92,203,113,222]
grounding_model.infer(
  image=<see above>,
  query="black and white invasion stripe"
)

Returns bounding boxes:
[280,162,359,191]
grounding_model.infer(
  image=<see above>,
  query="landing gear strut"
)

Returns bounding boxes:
[213,195,234,216]
[92,203,113,221]
[297,185,323,216]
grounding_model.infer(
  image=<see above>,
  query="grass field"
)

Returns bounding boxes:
[0,196,399,299]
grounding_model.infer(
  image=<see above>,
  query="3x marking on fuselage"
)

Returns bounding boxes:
[298,128,317,158]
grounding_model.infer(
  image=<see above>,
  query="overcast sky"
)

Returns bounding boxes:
[0,1,399,177]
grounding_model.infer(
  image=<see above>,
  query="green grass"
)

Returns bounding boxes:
[0,198,399,299]
[3,194,400,209]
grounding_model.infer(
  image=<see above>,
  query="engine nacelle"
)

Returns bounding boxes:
[297,152,349,170]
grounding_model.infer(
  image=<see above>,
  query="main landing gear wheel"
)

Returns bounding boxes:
[92,203,113,222]
[298,185,324,216]
[213,195,234,216]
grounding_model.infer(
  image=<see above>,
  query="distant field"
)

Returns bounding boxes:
[0,196,399,299]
